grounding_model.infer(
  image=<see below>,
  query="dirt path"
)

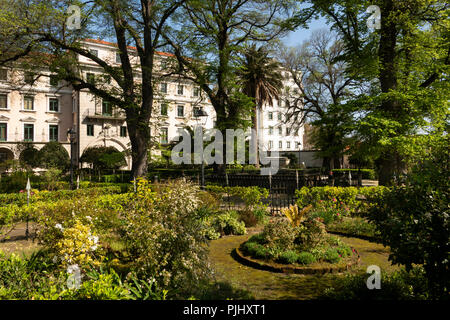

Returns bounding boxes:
[208,229,398,300]
[0,222,41,256]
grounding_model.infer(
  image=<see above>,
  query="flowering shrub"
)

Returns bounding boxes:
[119,179,212,297]
[55,219,101,268]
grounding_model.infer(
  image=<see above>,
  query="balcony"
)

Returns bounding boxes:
[83,108,126,121]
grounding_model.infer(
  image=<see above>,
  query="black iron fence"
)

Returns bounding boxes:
[203,171,361,215]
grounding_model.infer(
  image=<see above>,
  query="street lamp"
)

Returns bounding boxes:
[195,108,208,189]
[67,128,77,190]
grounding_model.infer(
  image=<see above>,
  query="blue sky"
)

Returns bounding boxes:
[281,16,330,47]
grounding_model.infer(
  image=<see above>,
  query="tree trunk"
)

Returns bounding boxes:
[377,151,396,186]
[251,104,260,168]
[377,0,400,186]
[128,124,150,179]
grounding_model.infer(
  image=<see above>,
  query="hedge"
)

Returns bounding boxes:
[0,186,123,208]
[331,169,376,180]
[295,186,390,216]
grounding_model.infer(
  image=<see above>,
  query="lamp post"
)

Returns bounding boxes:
[67,128,77,190]
[195,109,208,189]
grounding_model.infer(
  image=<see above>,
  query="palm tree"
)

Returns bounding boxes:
[239,45,283,167]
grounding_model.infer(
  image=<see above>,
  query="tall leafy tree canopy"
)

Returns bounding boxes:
[0,0,187,178]
[301,0,449,185]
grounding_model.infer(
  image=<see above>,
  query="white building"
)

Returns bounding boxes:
[258,72,304,155]
[0,39,304,169]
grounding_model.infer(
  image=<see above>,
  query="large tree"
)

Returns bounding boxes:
[0,0,186,178]
[305,0,450,185]
[163,0,297,172]
[238,44,283,168]
[279,29,360,170]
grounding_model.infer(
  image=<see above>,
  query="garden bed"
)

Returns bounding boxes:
[234,245,360,275]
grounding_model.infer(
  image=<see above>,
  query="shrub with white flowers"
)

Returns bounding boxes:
[120,179,212,297]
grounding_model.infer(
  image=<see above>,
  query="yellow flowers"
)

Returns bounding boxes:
[55,219,101,268]
[281,204,312,227]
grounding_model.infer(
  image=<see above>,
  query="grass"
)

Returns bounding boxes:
[208,227,399,300]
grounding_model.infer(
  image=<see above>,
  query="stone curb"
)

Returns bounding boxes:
[233,245,360,275]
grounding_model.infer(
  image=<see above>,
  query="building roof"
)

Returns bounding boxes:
[84,39,175,57]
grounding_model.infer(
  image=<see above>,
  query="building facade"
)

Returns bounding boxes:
[0,39,304,169]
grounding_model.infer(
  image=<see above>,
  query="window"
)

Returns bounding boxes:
[177,85,184,95]
[160,83,167,93]
[89,49,98,57]
[268,141,273,149]
[86,73,95,84]
[269,127,273,135]
[49,98,59,112]
[50,75,59,86]
[102,100,113,116]
[193,87,200,97]
[49,125,58,142]
[268,112,273,120]
[160,60,167,70]
[0,69,7,81]
[0,94,7,109]
[120,126,127,137]
[287,141,291,149]
[24,124,34,142]
[87,124,94,136]
[177,105,184,117]
[160,103,168,116]
[286,128,291,136]
[24,73,34,84]
[277,113,282,121]
[278,141,282,149]
[160,127,168,144]
[193,107,202,117]
[0,123,6,141]
[278,127,282,135]
[116,53,121,64]
[23,96,34,110]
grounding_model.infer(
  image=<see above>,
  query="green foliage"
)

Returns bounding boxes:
[321,267,430,300]
[261,219,297,250]
[367,140,449,298]
[323,248,341,264]
[207,211,246,237]
[277,250,299,264]
[125,273,168,300]
[0,249,59,299]
[18,144,40,168]
[0,186,122,207]
[0,170,30,193]
[80,146,126,171]
[38,142,70,171]
[40,168,62,191]
[119,179,213,297]
[206,185,269,211]
[296,252,316,265]
[327,217,379,239]
[331,169,376,180]
[296,186,390,217]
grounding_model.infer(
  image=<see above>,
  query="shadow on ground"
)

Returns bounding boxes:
[208,228,399,300]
